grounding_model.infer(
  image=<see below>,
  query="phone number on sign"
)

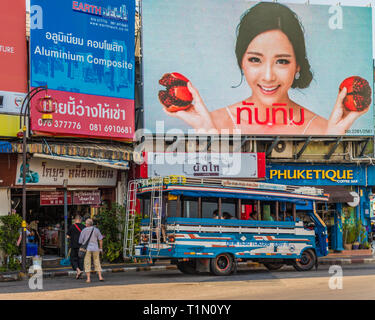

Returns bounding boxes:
[38,119,82,129]
[90,124,132,134]
[37,119,132,135]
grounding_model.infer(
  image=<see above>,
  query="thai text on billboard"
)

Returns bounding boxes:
[143,0,373,136]
[29,0,135,139]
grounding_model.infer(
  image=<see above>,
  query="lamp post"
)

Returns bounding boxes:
[19,86,48,273]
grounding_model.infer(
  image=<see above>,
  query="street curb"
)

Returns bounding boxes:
[1,258,374,282]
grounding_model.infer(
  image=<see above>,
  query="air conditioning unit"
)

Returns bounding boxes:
[270,141,293,158]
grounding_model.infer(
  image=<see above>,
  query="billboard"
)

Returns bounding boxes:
[143,0,373,136]
[0,1,27,115]
[29,0,135,139]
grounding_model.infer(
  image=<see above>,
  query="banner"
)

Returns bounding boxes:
[0,1,27,116]
[144,152,265,178]
[143,0,373,136]
[16,156,118,186]
[29,0,135,139]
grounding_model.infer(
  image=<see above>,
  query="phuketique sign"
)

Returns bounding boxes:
[40,190,100,206]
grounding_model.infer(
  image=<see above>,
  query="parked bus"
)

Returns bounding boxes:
[124,176,329,276]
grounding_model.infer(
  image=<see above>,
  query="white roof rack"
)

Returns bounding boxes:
[137,176,325,197]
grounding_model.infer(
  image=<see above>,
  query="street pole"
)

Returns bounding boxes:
[21,124,27,273]
[64,187,68,258]
[19,86,48,274]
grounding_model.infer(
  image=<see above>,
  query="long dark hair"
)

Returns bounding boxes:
[235,2,313,89]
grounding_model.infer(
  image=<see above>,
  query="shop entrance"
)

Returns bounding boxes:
[12,189,97,258]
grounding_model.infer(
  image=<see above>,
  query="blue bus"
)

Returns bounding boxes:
[124,176,329,276]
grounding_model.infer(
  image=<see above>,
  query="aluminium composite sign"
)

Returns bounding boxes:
[143,0,373,136]
[29,0,135,139]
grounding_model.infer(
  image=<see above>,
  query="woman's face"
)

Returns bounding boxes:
[241,29,299,106]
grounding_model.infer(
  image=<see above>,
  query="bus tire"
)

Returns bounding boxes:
[293,249,316,272]
[264,263,284,271]
[210,253,234,276]
[177,260,197,275]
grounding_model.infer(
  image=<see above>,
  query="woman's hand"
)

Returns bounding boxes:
[326,87,369,135]
[163,82,218,133]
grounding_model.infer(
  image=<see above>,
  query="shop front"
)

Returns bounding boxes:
[12,155,118,257]
[266,163,372,251]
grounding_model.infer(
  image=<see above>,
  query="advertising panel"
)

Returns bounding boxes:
[144,152,265,178]
[143,0,373,136]
[266,164,366,186]
[0,1,27,115]
[15,156,118,186]
[29,0,135,139]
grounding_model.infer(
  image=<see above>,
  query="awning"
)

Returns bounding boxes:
[10,141,133,170]
[320,186,354,203]
[0,141,12,153]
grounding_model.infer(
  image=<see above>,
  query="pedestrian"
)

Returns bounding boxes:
[78,218,104,283]
[223,212,236,220]
[66,215,85,279]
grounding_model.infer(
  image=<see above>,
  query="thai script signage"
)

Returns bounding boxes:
[29,0,135,139]
[16,156,117,186]
[40,190,101,205]
[144,152,265,178]
[266,164,366,186]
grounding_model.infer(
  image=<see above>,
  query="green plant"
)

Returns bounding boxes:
[94,203,126,263]
[0,214,22,271]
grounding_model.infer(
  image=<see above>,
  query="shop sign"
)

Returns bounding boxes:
[16,156,117,186]
[266,164,365,186]
[144,152,265,178]
[41,190,100,205]
[29,0,135,139]
[40,191,72,206]
[73,191,101,205]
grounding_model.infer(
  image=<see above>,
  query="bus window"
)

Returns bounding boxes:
[202,198,220,219]
[183,197,199,218]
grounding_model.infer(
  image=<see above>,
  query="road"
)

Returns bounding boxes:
[0,264,374,300]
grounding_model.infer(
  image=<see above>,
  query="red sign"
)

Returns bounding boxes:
[40,191,72,206]
[0,1,27,93]
[73,191,101,205]
[30,89,134,140]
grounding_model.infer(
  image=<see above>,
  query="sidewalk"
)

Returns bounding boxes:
[1,250,374,282]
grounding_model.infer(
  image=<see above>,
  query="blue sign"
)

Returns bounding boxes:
[30,0,135,100]
[266,164,366,186]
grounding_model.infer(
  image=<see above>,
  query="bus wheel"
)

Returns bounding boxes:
[210,253,234,276]
[264,263,284,271]
[177,260,197,275]
[293,249,316,271]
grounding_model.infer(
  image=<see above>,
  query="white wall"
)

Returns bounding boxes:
[0,188,11,216]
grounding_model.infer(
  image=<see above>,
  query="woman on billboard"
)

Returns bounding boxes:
[160,2,371,135]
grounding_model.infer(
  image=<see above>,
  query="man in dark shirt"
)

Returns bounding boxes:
[66,215,85,279]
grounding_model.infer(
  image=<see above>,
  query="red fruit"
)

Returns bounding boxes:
[339,76,371,112]
[158,72,193,112]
